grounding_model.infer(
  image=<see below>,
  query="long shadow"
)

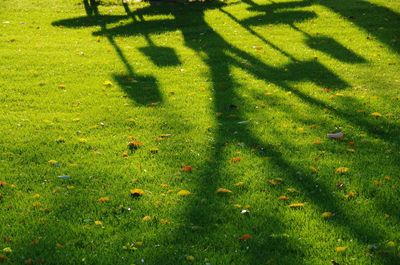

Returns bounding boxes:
[123,2,399,264]
[49,0,400,264]
[314,0,400,55]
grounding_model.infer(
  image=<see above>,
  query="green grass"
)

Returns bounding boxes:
[1,0,400,264]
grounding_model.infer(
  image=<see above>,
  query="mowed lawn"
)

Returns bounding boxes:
[1,0,400,264]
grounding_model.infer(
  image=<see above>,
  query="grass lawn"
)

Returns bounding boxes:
[1,0,400,264]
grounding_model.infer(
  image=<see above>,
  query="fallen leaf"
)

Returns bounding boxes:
[98,197,110,203]
[216,188,232,194]
[128,140,143,151]
[186,255,195,262]
[287,188,297,193]
[94,220,103,225]
[142,216,152,222]
[0,255,7,262]
[336,167,349,174]
[310,166,319,173]
[56,243,64,249]
[159,219,170,225]
[239,234,252,241]
[103,80,113,87]
[231,157,241,163]
[130,189,144,197]
[32,202,42,208]
[2,247,12,253]
[58,84,65,89]
[149,148,159,154]
[267,178,283,186]
[386,241,397,248]
[181,165,192,172]
[322,211,334,219]
[122,151,129,157]
[345,191,356,200]
[371,112,382,118]
[48,160,59,166]
[234,181,245,187]
[288,203,305,208]
[278,196,289,201]
[335,246,347,253]
[314,139,322,144]
[177,190,191,196]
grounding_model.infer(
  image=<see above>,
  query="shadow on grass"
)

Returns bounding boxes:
[47,0,400,263]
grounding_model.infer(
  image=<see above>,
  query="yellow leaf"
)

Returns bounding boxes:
[310,166,319,173]
[314,139,322,145]
[32,202,42,208]
[234,204,242,208]
[267,178,283,186]
[287,188,297,193]
[2,247,12,253]
[177,190,191,196]
[336,167,349,174]
[371,112,382,118]
[335,246,348,253]
[216,188,232,194]
[48,160,58,165]
[142,216,152,222]
[130,189,144,197]
[345,191,356,200]
[186,256,195,262]
[103,80,113,87]
[159,219,170,225]
[322,211,334,219]
[32,194,40,199]
[288,203,305,208]
[160,183,169,188]
[234,182,245,187]
[94,220,103,225]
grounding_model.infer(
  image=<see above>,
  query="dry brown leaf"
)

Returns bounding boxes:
[98,197,110,203]
[239,234,252,241]
[181,165,192,172]
[216,188,232,194]
[231,157,241,163]
[278,196,289,201]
